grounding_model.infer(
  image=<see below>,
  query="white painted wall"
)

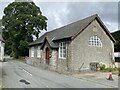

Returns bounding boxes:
[0,41,4,61]
[114,52,120,57]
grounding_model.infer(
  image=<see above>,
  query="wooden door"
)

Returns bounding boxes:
[46,47,50,64]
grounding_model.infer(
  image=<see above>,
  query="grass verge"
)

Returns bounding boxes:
[14,57,25,63]
[100,68,119,74]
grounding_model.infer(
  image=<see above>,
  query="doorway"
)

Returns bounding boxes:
[45,47,50,64]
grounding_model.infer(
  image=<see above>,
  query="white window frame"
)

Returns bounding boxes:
[59,42,67,59]
[31,47,34,57]
[89,35,102,47]
[37,46,41,58]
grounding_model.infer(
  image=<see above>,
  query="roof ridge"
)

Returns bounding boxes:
[29,14,98,46]
[46,14,98,34]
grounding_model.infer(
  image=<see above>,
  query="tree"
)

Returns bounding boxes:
[2,1,47,58]
[115,40,120,52]
[111,30,120,52]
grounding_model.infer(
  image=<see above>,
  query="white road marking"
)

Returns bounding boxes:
[22,68,32,76]
[18,66,32,76]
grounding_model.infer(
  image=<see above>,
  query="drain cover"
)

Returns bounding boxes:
[19,79,26,82]
[25,81,30,85]
[19,79,30,85]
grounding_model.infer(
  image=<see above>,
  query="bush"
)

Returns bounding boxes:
[100,63,106,70]
[10,51,15,57]
[100,67,118,74]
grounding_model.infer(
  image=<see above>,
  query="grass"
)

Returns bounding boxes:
[100,67,119,75]
[14,57,25,63]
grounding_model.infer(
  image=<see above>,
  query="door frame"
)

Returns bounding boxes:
[45,47,50,65]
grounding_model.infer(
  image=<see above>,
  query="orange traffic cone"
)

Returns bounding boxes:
[107,70,113,80]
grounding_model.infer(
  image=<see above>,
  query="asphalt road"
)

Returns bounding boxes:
[0,62,2,89]
[2,59,116,88]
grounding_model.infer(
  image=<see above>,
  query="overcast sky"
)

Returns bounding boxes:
[0,0,119,36]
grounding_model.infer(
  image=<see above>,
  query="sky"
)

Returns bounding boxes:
[0,0,119,37]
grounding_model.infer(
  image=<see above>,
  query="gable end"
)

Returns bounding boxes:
[72,15,116,43]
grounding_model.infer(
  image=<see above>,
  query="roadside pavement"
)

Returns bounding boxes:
[72,71,118,88]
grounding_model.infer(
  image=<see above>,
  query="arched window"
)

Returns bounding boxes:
[89,35,102,47]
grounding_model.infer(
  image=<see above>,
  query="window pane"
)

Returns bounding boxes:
[37,50,41,58]
[60,53,62,58]
[63,47,66,49]
[59,42,67,58]
[89,35,102,47]
[60,43,62,47]
[37,46,41,58]
[63,49,66,53]
[31,47,34,57]
[63,53,66,58]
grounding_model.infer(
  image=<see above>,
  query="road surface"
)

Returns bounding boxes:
[2,59,118,88]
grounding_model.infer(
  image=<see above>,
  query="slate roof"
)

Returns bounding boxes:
[29,14,115,48]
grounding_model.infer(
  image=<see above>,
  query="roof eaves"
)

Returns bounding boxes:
[96,15,116,43]
[29,32,48,46]
[29,42,42,47]
[53,36,72,41]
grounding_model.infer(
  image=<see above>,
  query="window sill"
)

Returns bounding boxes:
[37,57,41,58]
[88,45,102,47]
[59,57,66,59]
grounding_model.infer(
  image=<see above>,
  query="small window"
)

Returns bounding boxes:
[31,47,34,57]
[59,42,67,59]
[37,46,41,58]
[89,35,102,47]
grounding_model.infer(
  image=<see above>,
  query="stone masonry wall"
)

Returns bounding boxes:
[69,20,114,71]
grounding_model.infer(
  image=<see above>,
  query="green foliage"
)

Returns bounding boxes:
[112,30,120,40]
[115,57,120,62]
[100,67,118,73]
[2,1,47,58]
[114,40,120,52]
[111,30,120,52]
[99,63,106,70]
